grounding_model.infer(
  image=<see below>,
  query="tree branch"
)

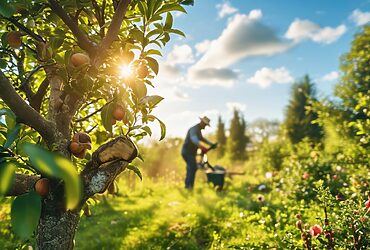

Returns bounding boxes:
[48,0,97,55]
[100,0,132,52]
[5,17,44,42]
[80,136,137,203]
[0,70,57,145]
[30,78,50,113]
[6,174,40,196]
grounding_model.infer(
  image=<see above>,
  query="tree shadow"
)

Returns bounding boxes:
[75,198,158,250]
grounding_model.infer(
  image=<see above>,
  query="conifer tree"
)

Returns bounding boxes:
[215,116,227,157]
[284,75,323,144]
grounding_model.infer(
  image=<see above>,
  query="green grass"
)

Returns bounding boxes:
[1,157,368,249]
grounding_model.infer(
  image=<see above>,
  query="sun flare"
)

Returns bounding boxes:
[119,65,132,78]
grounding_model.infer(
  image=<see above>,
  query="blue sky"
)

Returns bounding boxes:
[148,0,370,139]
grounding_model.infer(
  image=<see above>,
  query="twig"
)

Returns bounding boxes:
[75,104,106,122]
[4,17,44,42]
[48,0,97,55]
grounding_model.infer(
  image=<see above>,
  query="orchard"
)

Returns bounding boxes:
[0,1,369,249]
[0,0,192,249]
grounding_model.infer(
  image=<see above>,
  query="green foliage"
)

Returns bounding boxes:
[334,25,369,147]
[11,191,41,240]
[215,116,226,158]
[285,75,323,144]
[226,109,249,161]
[23,143,82,210]
[0,161,16,196]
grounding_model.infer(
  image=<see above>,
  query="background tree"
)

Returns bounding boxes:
[334,24,369,146]
[226,109,248,161]
[284,75,323,144]
[0,0,192,249]
[249,118,280,144]
[215,116,226,158]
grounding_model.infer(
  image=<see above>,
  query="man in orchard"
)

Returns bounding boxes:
[182,116,217,189]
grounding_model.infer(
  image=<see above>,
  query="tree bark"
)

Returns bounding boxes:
[35,136,137,250]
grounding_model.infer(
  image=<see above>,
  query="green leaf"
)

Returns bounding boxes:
[137,0,148,17]
[130,29,144,44]
[11,191,41,239]
[156,3,186,15]
[0,58,8,69]
[0,2,16,18]
[181,0,194,6]
[137,153,144,162]
[4,123,21,148]
[22,143,82,210]
[164,12,173,29]
[168,28,186,37]
[1,32,9,47]
[141,126,152,136]
[146,29,162,38]
[127,164,142,181]
[145,57,159,75]
[141,95,164,108]
[145,49,162,56]
[0,108,16,130]
[147,115,166,140]
[0,161,16,196]
[50,36,64,50]
[100,102,115,133]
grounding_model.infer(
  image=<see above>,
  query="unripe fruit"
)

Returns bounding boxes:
[70,53,90,67]
[112,105,125,121]
[309,224,323,237]
[35,178,49,197]
[7,31,22,49]
[136,65,149,79]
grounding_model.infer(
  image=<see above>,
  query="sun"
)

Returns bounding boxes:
[119,65,133,78]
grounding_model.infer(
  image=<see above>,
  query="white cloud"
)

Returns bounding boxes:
[167,44,194,65]
[187,67,239,87]
[350,9,370,26]
[285,19,347,44]
[216,2,238,18]
[194,11,291,70]
[226,102,247,112]
[321,71,339,82]
[195,40,212,55]
[248,9,262,20]
[155,62,184,85]
[159,109,219,137]
[247,67,294,88]
[173,87,190,101]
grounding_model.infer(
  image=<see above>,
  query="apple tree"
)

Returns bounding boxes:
[0,0,193,249]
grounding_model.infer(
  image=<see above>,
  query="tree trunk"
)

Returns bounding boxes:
[34,135,137,249]
[37,208,80,250]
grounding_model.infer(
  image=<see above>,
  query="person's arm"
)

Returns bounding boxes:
[189,126,201,146]
[189,127,208,153]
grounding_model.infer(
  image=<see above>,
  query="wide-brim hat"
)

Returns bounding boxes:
[199,116,210,126]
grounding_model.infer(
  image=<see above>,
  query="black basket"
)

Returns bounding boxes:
[206,171,225,189]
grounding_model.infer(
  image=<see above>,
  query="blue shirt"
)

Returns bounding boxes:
[182,123,212,156]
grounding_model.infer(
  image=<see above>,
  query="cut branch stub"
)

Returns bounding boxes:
[91,136,138,167]
[80,136,138,201]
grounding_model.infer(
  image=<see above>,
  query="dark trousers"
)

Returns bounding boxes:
[182,152,197,189]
